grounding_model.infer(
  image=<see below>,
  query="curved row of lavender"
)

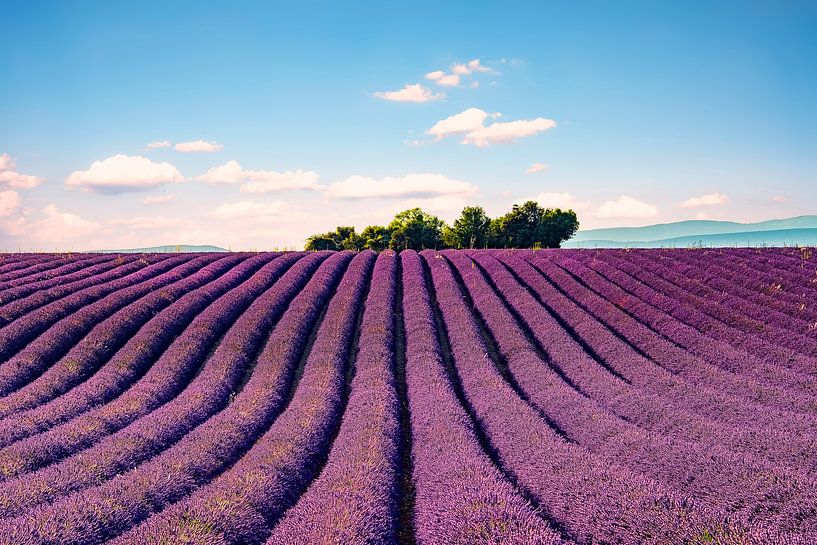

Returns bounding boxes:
[0,247,814,544]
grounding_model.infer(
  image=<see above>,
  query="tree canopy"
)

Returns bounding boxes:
[359,225,391,252]
[387,208,445,250]
[490,201,579,249]
[304,201,579,251]
[443,206,491,249]
[304,226,361,251]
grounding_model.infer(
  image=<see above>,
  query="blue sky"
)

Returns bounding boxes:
[1,0,816,250]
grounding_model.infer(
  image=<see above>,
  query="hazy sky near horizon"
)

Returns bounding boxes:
[2,0,816,250]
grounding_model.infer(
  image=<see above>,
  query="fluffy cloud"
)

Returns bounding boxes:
[196,160,323,193]
[425,58,494,87]
[0,190,21,218]
[681,192,730,208]
[30,204,100,241]
[523,192,591,211]
[463,118,556,147]
[452,59,494,75]
[195,160,245,184]
[524,162,550,174]
[427,108,555,147]
[0,188,25,237]
[326,173,477,200]
[427,108,497,140]
[425,71,460,87]
[437,75,460,87]
[0,154,43,189]
[374,84,444,103]
[66,154,184,194]
[174,140,223,153]
[142,194,176,204]
[596,196,658,219]
[145,140,172,150]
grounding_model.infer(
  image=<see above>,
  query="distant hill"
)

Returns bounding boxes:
[567,228,817,249]
[93,244,229,253]
[565,215,817,248]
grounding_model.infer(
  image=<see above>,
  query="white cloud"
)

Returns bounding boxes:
[771,195,788,203]
[463,118,556,147]
[452,59,494,75]
[524,162,550,174]
[374,83,444,103]
[195,160,245,184]
[145,140,171,150]
[0,154,43,189]
[65,154,184,194]
[436,74,461,87]
[681,192,730,208]
[174,140,223,153]
[142,194,176,204]
[196,160,323,193]
[425,70,460,87]
[523,192,591,212]
[31,204,100,241]
[427,108,497,140]
[425,59,494,88]
[596,196,659,219]
[468,59,494,73]
[427,108,555,147]
[0,188,26,238]
[326,173,477,200]
[0,190,21,218]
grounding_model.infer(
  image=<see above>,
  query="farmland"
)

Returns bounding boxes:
[0,248,815,544]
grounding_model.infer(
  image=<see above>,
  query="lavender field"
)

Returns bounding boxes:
[0,248,815,544]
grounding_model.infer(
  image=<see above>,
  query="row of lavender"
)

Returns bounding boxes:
[0,248,814,543]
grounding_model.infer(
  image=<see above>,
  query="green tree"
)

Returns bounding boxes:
[304,225,363,251]
[443,206,491,249]
[490,201,538,248]
[360,225,391,251]
[304,202,579,251]
[335,226,364,251]
[387,208,446,250]
[490,201,579,248]
[304,233,340,251]
[538,208,579,248]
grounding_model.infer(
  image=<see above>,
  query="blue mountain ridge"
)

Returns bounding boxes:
[92,245,229,253]
[565,228,817,249]
[569,215,817,243]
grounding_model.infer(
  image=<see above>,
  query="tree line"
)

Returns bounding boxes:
[305,201,579,251]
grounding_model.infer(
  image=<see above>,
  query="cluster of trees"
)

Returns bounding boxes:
[305,201,579,251]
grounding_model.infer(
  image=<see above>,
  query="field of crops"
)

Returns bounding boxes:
[0,248,815,544]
